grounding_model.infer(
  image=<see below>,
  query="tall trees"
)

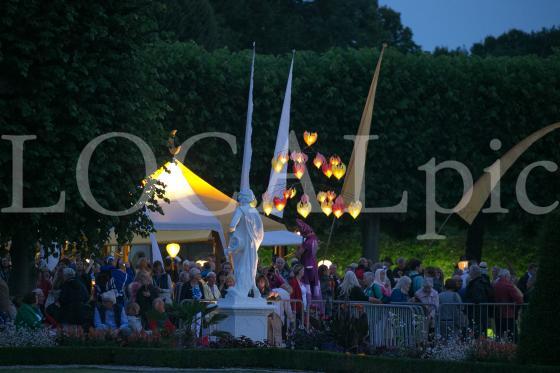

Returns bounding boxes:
[471,27,560,57]
[0,1,168,295]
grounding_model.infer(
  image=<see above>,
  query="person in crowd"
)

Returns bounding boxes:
[220,275,235,298]
[390,276,411,303]
[460,260,478,289]
[93,291,129,333]
[414,277,439,326]
[200,261,212,278]
[266,265,285,289]
[152,261,173,304]
[59,267,89,327]
[383,257,397,286]
[255,274,271,298]
[0,278,16,324]
[464,265,494,338]
[524,274,537,303]
[180,267,205,301]
[479,262,490,279]
[15,292,43,329]
[289,264,307,318]
[425,267,443,293]
[491,266,501,284]
[173,271,190,303]
[517,263,537,294]
[406,259,424,296]
[328,264,341,288]
[373,268,392,302]
[318,265,331,301]
[0,256,11,284]
[75,260,92,294]
[147,297,175,334]
[438,279,463,339]
[452,274,466,299]
[337,271,381,303]
[268,284,293,347]
[36,269,52,307]
[133,271,160,324]
[363,271,375,298]
[125,302,143,333]
[111,259,130,305]
[355,257,369,282]
[493,269,524,341]
[32,288,46,314]
[135,257,151,273]
[392,257,407,281]
[93,269,116,303]
[274,257,290,281]
[203,272,221,301]
[181,260,191,275]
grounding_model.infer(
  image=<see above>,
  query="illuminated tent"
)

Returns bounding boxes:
[109,159,302,254]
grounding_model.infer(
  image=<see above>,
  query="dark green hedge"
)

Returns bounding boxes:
[0,347,557,373]
[147,42,560,234]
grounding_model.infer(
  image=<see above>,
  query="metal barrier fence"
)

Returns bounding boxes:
[180,299,528,347]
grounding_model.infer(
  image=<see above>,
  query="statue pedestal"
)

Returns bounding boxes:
[217,296,274,342]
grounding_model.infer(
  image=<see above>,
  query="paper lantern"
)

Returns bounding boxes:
[262,200,274,216]
[293,163,305,179]
[317,191,327,203]
[313,153,326,169]
[329,155,341,166]
[297,195,312,218]
[333,162,346,180]
[321,163,333,178]
[289,187,297,199]
[273,196,286,211]
[277,152,289,165]
[321,201,333,216]
[290,151,308,164]
[166,243,181,258]
[249,199,257,208]
[283,189,291,200]
[271,158,283,173]
[326,190,336,202]
[303,131,318,147]
[332,196,345,219]
[347,201,362,219]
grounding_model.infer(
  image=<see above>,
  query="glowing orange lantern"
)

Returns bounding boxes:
[322,163,333,178]
[347,201,362,219]
[332,196,345,218]
[289,187,297,199]
[297,194,312,218]
[262,200,273,216]
[326,190,336,202]
[313,153,326,169]
[273,196,286,211]
[290,151,308,164]
[321,201,333,216]
[303,131,318,147]
[317,191,327,203]
[293,163,305,179]
[277,152,289,165]
[283,189,291,200]
[329,155,341,166]
[271,158,283,173]
[333,162,346,180]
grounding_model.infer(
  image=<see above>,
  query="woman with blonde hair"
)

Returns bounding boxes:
[337,271,381,303]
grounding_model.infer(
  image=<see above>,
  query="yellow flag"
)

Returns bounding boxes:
[341,44,387,203]
[454,122,560,224]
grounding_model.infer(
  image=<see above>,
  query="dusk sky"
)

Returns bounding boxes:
[379,0,560,51]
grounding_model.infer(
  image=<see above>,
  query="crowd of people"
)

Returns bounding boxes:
[0,250,536,343]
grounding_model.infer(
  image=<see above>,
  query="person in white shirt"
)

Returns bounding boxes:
[268,284,293,347]
[203,272,221,301]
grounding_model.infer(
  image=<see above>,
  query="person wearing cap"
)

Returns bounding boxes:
[59,267,89,326]
[94,291,129,333]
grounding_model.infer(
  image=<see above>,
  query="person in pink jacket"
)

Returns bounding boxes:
[493,269,524,341]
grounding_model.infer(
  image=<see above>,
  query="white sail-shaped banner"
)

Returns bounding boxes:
[266,53,294,217]
[240,43,256,193]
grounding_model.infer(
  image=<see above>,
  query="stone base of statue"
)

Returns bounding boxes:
[216,292,274,343]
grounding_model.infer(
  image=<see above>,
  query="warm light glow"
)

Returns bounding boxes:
[271,158,283,173]
[196,260,208,267]
[291,151,308,164]
[326,191,336,202]
[283,189,291,200]
[297,194,312,218]
[321,201,333,216]
[263,200,274,215]
[277,152,289,165]
[329,155,341,166]
[333,162,346,180]
[317,191,327,203]
[166,243,181,258]
[249,199,257,208]
[457,260,469,271]
[322,163,332,178]
[293,163,305,179]
[289,187,297,199]
[332,196,345,219]
[313,153,325,169]
[273,196,286,211]
[347,201,362,219]
[318,259,332,268]
[303,131,318,147]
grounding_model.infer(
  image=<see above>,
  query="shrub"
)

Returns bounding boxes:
[518,210,560,365]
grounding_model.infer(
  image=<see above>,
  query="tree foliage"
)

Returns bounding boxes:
[471,27,560,57]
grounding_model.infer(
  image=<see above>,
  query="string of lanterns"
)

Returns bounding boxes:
[261,131,363,220]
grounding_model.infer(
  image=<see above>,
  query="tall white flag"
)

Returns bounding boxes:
[266,52,294,217]
[240,43,256,192]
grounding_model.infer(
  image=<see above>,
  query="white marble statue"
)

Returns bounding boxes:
[224,189,264,300]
